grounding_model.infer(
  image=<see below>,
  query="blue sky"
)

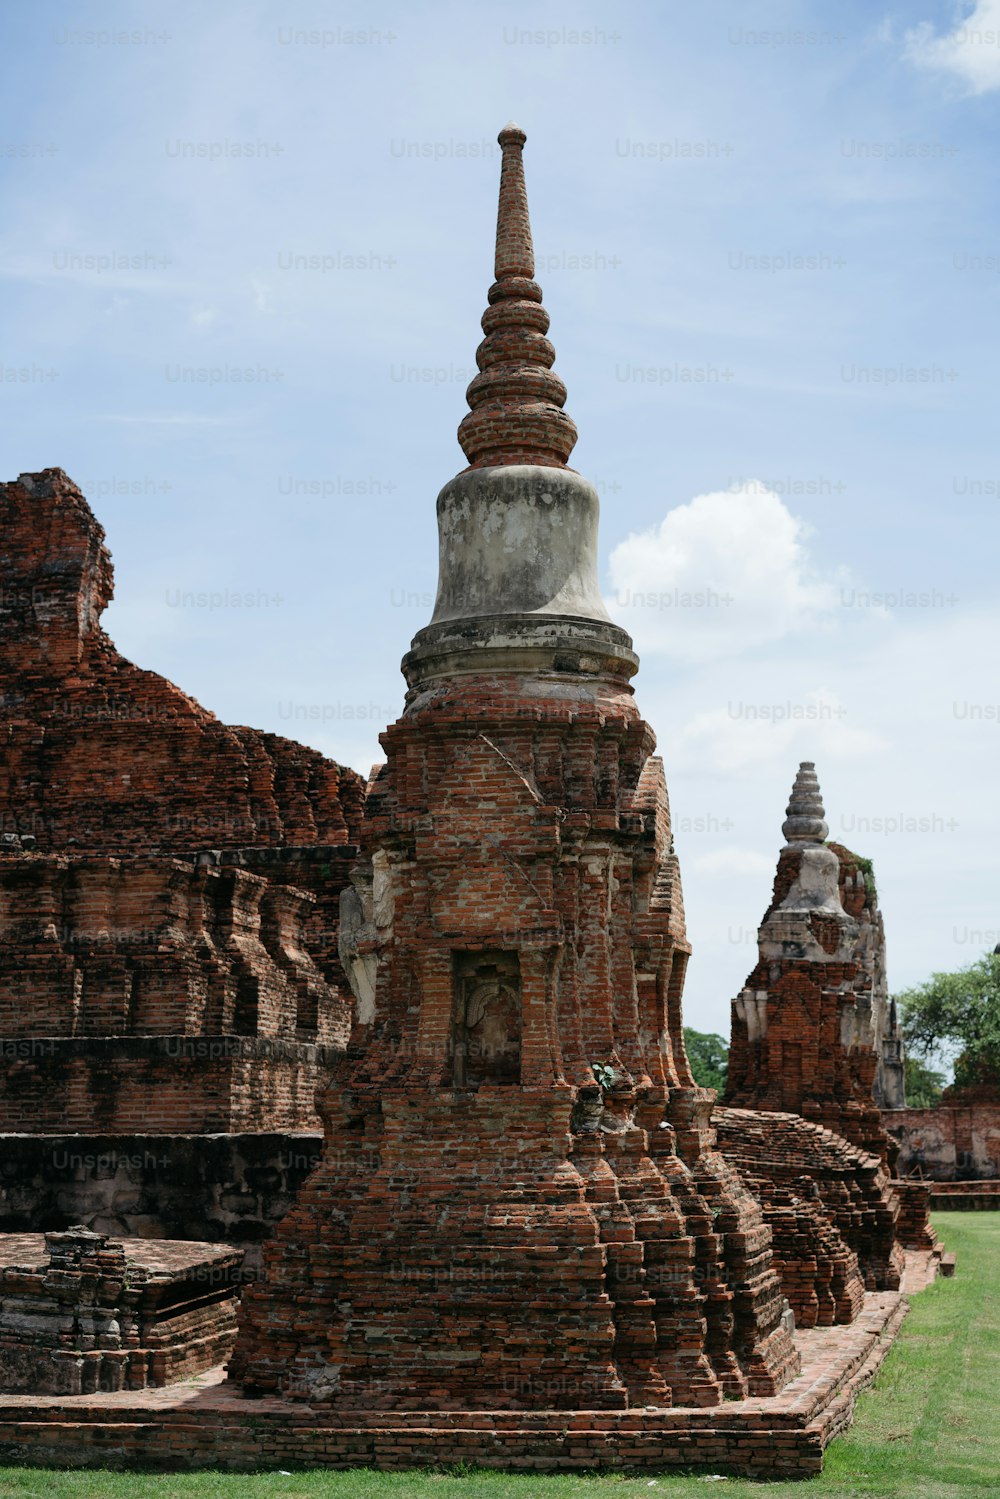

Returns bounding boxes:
[2,0,998,1041]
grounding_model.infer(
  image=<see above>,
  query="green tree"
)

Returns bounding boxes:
[903,1055,946,1109]
[683,1028,728,1093]
[894,952,1000,1090]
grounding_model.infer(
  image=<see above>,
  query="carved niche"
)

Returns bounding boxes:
[449,950,521,1089]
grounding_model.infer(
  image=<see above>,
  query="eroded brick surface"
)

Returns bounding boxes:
[721,764,939,1302]
[0,468,363,855]
[889,1103,1000,1182]
[0,1227,241,1393]
[232,677,799,1409]
[0,469,364,1131]
[0,1132,322,1271]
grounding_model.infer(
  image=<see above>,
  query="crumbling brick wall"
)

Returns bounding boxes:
[0,469,365,1133]
[0,1227,242,1393]
[888,1103,1000,1181]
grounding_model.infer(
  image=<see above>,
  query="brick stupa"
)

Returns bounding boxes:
[717,763,940,1302]
[723,763,908,1162]
[231,124,800,1409]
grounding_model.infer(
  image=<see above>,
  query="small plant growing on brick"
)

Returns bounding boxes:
[591,1061,618,1093]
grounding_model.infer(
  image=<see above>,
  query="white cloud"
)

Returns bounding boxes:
[905,1,1000,93]
[605,482,844,663]
[670,689,888,775]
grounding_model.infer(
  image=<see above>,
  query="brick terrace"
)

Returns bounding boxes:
[0,1289,909,1477]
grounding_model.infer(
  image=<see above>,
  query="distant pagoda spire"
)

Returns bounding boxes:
[781,761,829,846]
[458,123,578,470]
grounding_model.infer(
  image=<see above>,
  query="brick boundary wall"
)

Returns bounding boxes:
[927,1181,1000,1210]
[0,1293,908,1478]
[886,1105,1000,1182]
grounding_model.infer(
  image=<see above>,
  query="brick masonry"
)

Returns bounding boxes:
[0,1133,322,1274]
[232,691,800,1408]
[717,1109,875,1322]
[0,1227,241,1394]
[926,1179,1000,1209]
[0,467,365,1133]
[0,1290,910,1476]
[725,766,904,1160]
[720,763,940,1311]
[0,467,364,856]
[888,1103,1000,1182]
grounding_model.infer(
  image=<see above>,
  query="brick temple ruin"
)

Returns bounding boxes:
[716,762,942,1328]
[0,125,948,1474]
[0,464,364,1135]
[0,466,371,1262]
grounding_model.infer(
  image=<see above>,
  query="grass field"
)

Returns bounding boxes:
[0,1212,994,1499]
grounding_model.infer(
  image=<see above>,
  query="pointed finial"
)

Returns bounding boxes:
[781,761,829,846]
[457,124,578,470]
[494,123,532,278]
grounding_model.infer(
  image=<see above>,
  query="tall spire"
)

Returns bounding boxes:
[458,123,578,470]
[403,124,637,692]
[781,761,829,846]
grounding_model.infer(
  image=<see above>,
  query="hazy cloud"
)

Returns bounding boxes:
[905,1,1000,93]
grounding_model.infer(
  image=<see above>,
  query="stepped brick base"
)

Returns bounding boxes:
[753,1189,866,1329]
[893,1180,944,1254]
[230,674,799,1411]
[716,1108,905,1292]
[0,1292,908,1477]
[0,1229,241,1395]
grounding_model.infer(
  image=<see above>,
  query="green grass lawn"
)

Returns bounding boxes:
[0,1211,994,1499]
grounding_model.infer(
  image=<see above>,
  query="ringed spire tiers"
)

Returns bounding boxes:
[782,761,829,847]
[403,124,636,693]
[764,761,849,930]
[458,123,578,470]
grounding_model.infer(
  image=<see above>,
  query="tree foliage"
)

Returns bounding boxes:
[683,1028,729,1093]
[894,952,1000,1089]
[904,1055,946,1109]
